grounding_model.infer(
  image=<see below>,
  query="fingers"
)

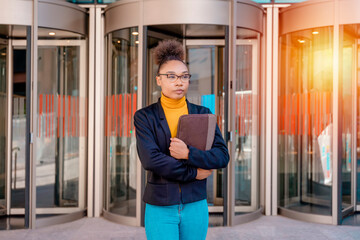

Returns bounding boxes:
[170,138,184,144]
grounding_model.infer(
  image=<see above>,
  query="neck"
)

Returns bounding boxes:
[160,92,186,109]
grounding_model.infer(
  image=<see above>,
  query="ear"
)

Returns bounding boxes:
[156,75,161,87]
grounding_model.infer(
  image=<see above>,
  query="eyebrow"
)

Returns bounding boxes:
[165,71,189,74]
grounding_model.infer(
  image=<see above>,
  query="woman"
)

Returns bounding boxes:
[134,39,229,240]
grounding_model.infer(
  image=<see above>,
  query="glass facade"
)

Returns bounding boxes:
[2,0,360,231]
[278,27,334,216]
[104,27,138,217]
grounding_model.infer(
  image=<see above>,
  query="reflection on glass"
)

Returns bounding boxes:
[37,44,87,208]
[11,49,27,208]
[278,27,333,216]
[358,32,360,207]
[0,43,7,214]
[187,46,226,208]
[235,28,260,214]
[340,25,357,210]
[353,24,360,207]
[106,27,138,217]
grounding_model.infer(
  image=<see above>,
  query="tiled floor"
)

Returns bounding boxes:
[0,215,360,240]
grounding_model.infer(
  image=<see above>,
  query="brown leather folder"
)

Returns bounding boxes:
[176,114,217,151]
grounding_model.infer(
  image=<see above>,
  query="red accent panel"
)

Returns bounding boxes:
[58,95,60,138]
[77,96,79,137]
[108,96,111,137]
[39,94,43,138]
[115,94,118,137]
[68,96,71,136]
[105,96,108,137]
[85,97,88,137]
[119,94,122,137]
[308,93,311,135]
[46,94,48,138]
[63,95,65,138]
[52,95,54,138]
[291,94,296,135]
[112,95,115,136]
[133,93,137,135]
[320,92,323,134]
[128,94,131,137]
[72,96,75,137]
[303,94,306,135]
[125,94,129,137]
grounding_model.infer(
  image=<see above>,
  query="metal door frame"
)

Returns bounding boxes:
[341,36,358,219]
[233,39,259,213]
[8,39,87,215]
[356,39,360,212]
[185,39,227,214]
[0,38,9,216]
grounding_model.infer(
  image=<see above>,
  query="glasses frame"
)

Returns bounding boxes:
[157,73,192,83]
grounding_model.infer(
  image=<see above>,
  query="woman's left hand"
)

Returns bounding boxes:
[169,138,189,160]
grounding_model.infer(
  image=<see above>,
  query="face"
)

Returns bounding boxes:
[156,60,190,100]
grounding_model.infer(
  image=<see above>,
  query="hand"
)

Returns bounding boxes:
[196,168,213,180]
[169,138,189,160]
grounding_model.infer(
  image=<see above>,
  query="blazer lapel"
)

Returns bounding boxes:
[157,99,171,147]
[186,100,197,114]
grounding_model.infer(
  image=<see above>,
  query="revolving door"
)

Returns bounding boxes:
[103,0,264,226]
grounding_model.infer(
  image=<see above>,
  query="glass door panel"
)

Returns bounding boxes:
[105,28,138,217]
[186,44,226,211]
[11,48,27,209]
[0,41,7,215]
[234,37,260,214]
[279,27,334,216]
[36,43,87,211]
[339,25,356,213]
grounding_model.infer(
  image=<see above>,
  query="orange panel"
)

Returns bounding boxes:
[52,95,54,138]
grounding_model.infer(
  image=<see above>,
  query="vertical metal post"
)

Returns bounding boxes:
[94,5,105,218]
[353,40,358,210]
[6,38,13,217]
[332,0,341,226]
[259,7,267,213]
[264,5,273,216]
[25,24,32,231]
[139,24,147,227]
[87,5,95,218]
[226,0,236,227]
[271,5,279,216]
[25,0,38,229]
[223,24,230,227]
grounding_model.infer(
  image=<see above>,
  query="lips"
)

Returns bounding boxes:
[175,89,184,94]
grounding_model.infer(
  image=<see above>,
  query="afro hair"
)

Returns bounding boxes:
[153,39,185,66]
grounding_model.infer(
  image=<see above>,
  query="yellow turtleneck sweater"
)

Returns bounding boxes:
[160,92,188,138]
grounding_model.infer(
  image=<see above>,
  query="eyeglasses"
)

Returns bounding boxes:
[157,73,191,82]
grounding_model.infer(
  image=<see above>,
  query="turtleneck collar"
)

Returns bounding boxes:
[160,92,186,109]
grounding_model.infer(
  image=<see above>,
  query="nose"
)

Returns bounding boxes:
[174,76,183,85]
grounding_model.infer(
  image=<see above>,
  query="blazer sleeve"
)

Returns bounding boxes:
[134,110,197,182]
[186,109,230,170]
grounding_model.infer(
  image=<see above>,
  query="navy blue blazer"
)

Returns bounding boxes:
[134,98,229,206]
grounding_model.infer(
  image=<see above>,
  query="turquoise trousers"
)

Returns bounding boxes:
[145,199,209,240]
